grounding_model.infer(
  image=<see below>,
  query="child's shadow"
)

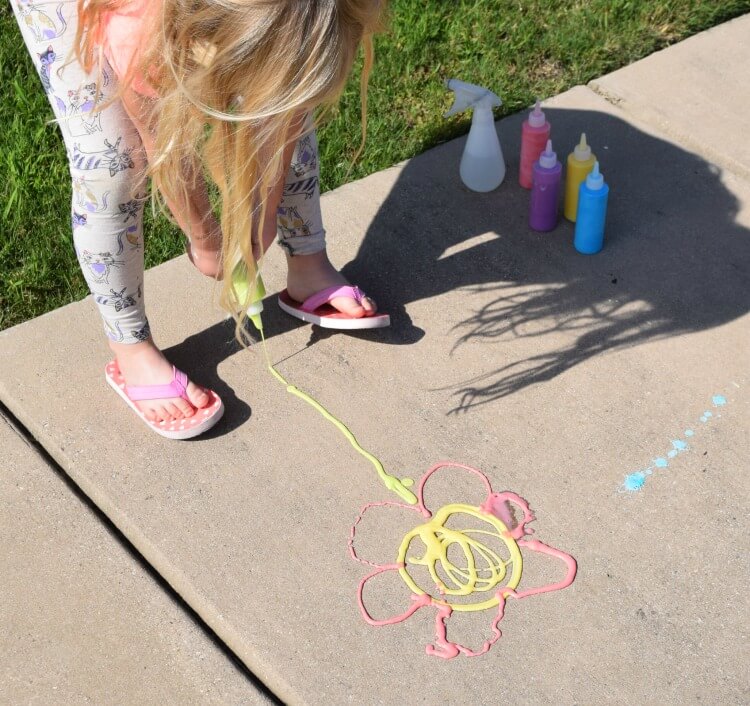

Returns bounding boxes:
[345,107,749,413]
[165,107,749,426]
[159,304,383,437]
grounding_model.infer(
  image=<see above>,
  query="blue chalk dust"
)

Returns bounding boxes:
[624,472,647,491]
[619,391,730,494]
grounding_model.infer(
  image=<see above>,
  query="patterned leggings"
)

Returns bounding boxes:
[11,0,326,344]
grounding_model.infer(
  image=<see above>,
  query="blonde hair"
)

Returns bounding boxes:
[75,0,386,342]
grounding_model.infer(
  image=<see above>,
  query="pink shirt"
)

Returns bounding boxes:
[100,0,158,98]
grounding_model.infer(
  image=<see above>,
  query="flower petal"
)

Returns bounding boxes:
[349,501,423,568]
[357,564,432,626]
[511,539,577,598]
[416,461,495,517]
[426,602,506,659]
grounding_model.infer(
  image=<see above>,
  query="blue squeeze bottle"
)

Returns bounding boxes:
[574,161,609,254]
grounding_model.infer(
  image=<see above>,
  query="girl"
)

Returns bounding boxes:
[11,0,389,439]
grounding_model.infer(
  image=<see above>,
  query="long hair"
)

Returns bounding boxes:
[75,0,386,342]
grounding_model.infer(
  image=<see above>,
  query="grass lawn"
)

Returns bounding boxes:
[1,0,748,330]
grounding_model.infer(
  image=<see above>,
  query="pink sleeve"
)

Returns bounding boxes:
[101,0,159,99]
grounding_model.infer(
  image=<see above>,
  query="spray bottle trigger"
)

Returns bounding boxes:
[443,78,502,117]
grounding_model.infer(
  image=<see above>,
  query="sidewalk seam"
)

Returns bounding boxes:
[0,400,284,706]
[587,79,750,183]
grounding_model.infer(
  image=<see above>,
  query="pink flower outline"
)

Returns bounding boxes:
[349,462,578,659]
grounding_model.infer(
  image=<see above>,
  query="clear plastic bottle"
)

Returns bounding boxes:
[519,101,551,189]
[444,79,505,192]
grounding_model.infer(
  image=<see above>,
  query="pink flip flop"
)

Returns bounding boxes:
[105,361,224,440]
[278,285,390,329]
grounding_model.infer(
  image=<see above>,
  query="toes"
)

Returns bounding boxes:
[156,404,175,422]
[186,382,211,409]
[361,295,377,315]
[174,397,196,418]
[144,403,172,422]
[329,292,378,318]
[140,404,168,422]
[164,402,184,420]
[330,296,367,319]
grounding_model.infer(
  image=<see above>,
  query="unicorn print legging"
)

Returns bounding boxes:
[11,0,327,344]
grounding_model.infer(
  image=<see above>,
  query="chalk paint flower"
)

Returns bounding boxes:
[349,462,577,659]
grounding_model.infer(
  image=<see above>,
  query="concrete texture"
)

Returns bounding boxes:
[2,20,750,706]
[0,412,272,705]
[589,13,750,180]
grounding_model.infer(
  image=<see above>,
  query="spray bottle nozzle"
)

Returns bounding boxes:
[444,78,502,117]
[231,262,266,332]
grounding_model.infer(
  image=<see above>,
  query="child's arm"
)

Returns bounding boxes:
[122,87,306,270]
[120,87,224,278]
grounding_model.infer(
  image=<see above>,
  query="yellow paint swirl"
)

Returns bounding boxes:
[396,503,523,612]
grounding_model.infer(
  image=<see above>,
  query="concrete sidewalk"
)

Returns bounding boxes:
[0,411,273,704]
[2,14,749,705]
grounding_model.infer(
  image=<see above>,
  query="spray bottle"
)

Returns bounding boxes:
[519,100,551,189]
[444,78,505,192]
[564,133,596,222]
[529,139,562,232]
[231,262,266,331]
[574,161,609,254]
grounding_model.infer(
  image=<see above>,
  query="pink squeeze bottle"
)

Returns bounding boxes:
[519,100,551,189]
[529,139,562,232]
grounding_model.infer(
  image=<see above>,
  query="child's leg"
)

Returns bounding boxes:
[276,125,376,316]
[10,0,209,421]
[276,127,327,258]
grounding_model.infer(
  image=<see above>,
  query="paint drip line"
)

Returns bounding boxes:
[619,393,729,493]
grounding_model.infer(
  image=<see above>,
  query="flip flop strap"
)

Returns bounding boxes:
[125,367,190,402]
[302,285,364,312]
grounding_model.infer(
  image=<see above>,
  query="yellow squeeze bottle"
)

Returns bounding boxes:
[564,133,596,222]
[231,262,266,331]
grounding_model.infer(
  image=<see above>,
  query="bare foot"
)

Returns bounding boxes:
[285,250,377,317]
[110,339,210,423]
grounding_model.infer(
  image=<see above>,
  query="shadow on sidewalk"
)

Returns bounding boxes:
[342,107,749,413]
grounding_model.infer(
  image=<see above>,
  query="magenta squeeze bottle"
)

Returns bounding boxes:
[529,139,562,232]
[519,100,551,189]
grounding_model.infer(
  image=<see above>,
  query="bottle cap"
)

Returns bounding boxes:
[528,100,546,128]
[574,133,592,161]
[539,139,557,169]
[586,161,605,190]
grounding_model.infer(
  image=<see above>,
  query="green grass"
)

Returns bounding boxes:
[2,0,749,330]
